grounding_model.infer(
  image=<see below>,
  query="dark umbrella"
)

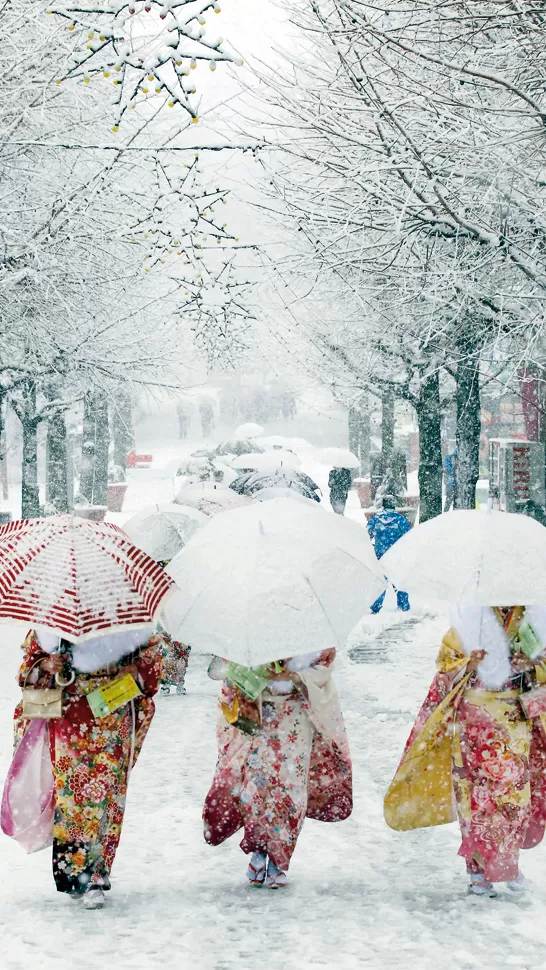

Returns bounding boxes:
[230,469,321,502]
[216,438,264,457]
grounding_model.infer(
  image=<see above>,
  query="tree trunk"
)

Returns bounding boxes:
[46,411,69,514]
[455,350,481,509]
[19,382,40,519]
[381,390,395,463]
[348,400,371,476]
[80,391,109,506]
[111,390,134,474]
[0,391,8,501]
[415,372,443,522]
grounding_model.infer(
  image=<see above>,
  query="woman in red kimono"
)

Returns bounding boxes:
[12,627,164,909]
[203,648,353,888]
[385,605,546,897]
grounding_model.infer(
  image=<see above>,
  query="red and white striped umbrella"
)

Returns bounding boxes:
[0,515,175,642]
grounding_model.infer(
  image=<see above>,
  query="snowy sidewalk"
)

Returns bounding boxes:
[1,609,545,970]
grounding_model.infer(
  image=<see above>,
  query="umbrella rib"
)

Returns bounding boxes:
[301,573,341,650]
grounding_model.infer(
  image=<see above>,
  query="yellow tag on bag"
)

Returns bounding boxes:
[86,674,142,718]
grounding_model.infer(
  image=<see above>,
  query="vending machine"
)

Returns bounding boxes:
[489,439,545,511]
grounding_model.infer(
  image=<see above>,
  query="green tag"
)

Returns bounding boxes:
[513,621,543,661]
[226,662,269,700]
[86,688,111,718]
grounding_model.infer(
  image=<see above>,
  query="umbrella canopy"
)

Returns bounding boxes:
[382,509,546,606]
[163,498,384,665]
[212,459,238,486]
[256,435,288,450]
[173,481,253,516]
[231,449,301,473]
[0,515,174,642]
[176,456,214,476]
[320,447,360,470]
[252,487,317,505]
[231,468,320,500]
[216,438,264,457]
[190,449,217,460]
[234,422,264,438]
[122,503,207,561]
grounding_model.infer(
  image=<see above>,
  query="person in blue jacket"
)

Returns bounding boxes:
[367,496,411,613]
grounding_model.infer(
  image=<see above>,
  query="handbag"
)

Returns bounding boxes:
[21,659,75,720]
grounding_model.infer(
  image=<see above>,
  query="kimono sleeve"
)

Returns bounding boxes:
[17,631,50,687]
[133,636,163,697]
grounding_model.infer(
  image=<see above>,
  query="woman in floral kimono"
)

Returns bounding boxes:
[12,627,164,909]
[385,605,546,897]
[203,648,352,888]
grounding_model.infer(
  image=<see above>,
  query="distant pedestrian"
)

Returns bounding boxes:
[328,467,352,515]
[443,449,457,512]
[199,399,215,438]
[176,402,190,440]
[367,496,411,612]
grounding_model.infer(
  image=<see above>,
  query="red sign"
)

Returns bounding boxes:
[127,449,153,468]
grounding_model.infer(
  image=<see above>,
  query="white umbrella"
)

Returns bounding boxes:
[176,456,213,476]
[285,437,314,454]
[123,503,207,561]
[163,498,385,665]
[382,509,546,606]
[212,458,238,485]
[173,481,254,516]
[234,422,264,438]
[257,435,288,450]
[231,449,301,472]
[252,487,317,505]
[320,447,360,469]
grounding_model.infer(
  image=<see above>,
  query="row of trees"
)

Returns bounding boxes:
[251,0,546,518]
[2,0,253,516]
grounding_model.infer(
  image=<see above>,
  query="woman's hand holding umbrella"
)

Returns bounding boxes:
[40,655,64,675]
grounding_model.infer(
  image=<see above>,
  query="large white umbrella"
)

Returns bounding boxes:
[320,447,360,469]
[231,449,301,472]
[163,498,385,665]
[382,509,546,605]
[122,503,207,562]
[234,422,264,439]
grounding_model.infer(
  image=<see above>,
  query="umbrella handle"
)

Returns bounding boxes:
[55,670,76,687]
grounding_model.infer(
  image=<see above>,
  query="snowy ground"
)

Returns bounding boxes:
[1,405,542,969]
[1,605,546,970]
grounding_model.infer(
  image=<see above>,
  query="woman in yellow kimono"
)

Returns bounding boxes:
[385,605,546,896]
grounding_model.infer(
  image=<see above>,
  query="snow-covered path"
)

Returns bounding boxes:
[1,608,545,970]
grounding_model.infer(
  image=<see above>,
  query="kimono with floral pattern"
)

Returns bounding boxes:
[385,625,546,882]
[203,654,353,871]
[14,631,162,895]
[158,631,191,692]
